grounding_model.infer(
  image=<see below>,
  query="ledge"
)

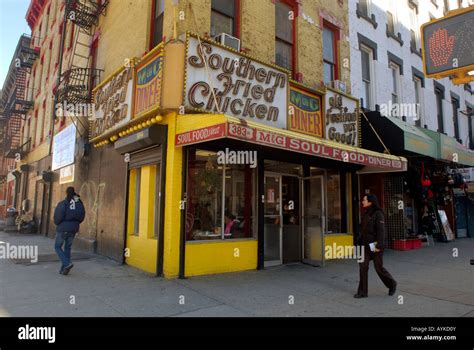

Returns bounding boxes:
[386,26,404,46]
[356,8,378,29]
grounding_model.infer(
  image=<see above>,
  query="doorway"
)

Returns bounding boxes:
[302,176,325,266]
[263,174,302,266]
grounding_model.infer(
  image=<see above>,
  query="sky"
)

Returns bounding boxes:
[0,0,31,90]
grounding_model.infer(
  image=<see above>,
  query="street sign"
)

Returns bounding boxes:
[421,6,474,79]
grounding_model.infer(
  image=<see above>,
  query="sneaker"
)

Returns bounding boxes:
[388,283,397,296]
[354,294,368,298]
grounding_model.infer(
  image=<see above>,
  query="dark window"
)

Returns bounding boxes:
[151,0,165,49]
[211,0,237,37]
[323,23,338,84]
[435,88,444,133]
[468,107,474,150]
[452,98,460,140]
[359,0,369,16]
[410,29,417,51]
[387,11,395,35]
[275,1,294,72]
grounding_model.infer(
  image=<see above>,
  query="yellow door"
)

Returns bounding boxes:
[125,165,159,274]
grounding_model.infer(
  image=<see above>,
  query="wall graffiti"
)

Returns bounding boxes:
[79,181,106,238]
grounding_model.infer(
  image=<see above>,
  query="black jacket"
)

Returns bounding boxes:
[54,195,86,233]
[359,206,386,249]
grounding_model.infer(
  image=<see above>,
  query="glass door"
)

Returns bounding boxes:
[302,176,325,267]
[264,174,282,266]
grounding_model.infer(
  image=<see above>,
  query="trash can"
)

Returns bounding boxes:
[6,207,18,226]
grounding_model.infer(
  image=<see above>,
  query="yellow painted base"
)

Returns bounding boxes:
[185,240,258,277]
[125,236,158,274]
[324,234,354,260]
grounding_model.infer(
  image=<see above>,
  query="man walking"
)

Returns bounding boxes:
[54,187,85,275]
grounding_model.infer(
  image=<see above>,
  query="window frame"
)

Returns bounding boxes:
[185,148,258,242]
[133,168,142,236]
[413,76,424,126]
[360,43,375,110]
[322,20,340,84]
[468,106,474,150]
[149,0,165,50]
[210,0,240,38]
[274,0,298,77]
[451,96,460,140]
[389,61,401,113]
[435,88,445,133]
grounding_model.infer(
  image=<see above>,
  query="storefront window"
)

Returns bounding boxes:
[224,165,256,239]
[186,149,256,241]
[326,171,342,233]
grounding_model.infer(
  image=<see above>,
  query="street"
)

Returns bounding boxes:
[0,230,473,317]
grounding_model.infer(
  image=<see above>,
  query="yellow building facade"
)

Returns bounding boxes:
[23,0,407,279]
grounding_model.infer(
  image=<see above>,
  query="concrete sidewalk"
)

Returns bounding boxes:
[0,231,473,317]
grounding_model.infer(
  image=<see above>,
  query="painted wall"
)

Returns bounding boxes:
[185,240,258,277]
[166,0,351,91]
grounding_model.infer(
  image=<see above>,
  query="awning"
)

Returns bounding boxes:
[175,114,407,172]
[361,111,438,158]
[420,129,474,167]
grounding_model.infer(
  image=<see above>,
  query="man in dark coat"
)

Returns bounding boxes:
[54,187,86,275]
[354,194,397,298]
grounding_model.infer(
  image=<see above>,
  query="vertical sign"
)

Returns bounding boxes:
[288,84,323,137]
[134,46,164,119]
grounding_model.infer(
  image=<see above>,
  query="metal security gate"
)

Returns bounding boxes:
[383,176,406,247]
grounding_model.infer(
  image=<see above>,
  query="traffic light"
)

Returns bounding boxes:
[421,6,474,82]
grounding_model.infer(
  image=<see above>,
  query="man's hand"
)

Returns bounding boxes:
[375,248,381,253]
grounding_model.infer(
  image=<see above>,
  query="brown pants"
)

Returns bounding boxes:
[358,246,397,296]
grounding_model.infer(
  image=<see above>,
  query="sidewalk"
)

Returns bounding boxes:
[0,230,473,317]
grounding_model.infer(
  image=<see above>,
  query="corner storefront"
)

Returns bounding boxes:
[91,35,407,278]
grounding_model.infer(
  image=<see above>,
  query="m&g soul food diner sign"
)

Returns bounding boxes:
[91,66,134,139]
[288,84,323,137]
[325,88,360,147]
[185,35,289,129]
[134,46,163,119]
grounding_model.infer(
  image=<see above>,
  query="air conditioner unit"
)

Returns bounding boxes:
[213,33,241,52]
[326,80,347,93]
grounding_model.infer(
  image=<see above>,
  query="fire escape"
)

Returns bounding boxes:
[0,34,38,163]
[56,0,108,112]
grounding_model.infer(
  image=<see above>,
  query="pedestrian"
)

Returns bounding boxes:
[354,194,397,298]
[53,186,85,275]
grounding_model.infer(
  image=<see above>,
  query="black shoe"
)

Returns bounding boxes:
[388,283,397,296]
[354,294,368,298]
[63,263,74,275]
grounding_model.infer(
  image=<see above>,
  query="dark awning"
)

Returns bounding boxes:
[361,111,438,158]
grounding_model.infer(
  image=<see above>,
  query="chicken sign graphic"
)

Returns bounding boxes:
[422,7,474,77]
